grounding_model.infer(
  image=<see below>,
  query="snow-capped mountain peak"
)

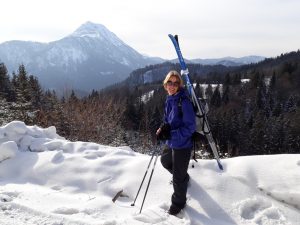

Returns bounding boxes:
[70,21,124,47]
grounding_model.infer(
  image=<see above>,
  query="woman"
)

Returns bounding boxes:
[156,70,196,215]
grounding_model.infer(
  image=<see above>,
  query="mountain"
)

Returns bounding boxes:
[121,62,233,87]
[190,55,265,66]
[0,22,265,93]
[117,54,266,87]
[170,56,265,67]
[0,22,164,93]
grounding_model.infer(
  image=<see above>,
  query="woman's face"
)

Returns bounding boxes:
[166,76,180,95]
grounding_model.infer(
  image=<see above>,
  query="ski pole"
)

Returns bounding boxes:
[131,146,157,206]
[139,148,160,214]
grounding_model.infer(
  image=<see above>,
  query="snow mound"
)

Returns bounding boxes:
[0,121,64,152]
[0,121,299,225]
[0,141,17,162]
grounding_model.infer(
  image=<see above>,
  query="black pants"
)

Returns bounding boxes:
[160,146,191,209]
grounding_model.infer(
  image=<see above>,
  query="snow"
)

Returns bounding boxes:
[71,22,125,47]
[99,71,114,76]
[241,79,251,83]
[46,45,88,68]
[143,70,153,84]
[0,121,300,225]
[0,141,17,162]
[121,57,130,66]
[141,90,154,103]
[193,83,223,97]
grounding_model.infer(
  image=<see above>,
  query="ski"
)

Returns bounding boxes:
[168,34,223,171]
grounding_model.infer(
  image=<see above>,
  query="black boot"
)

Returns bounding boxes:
[168,204,181,215]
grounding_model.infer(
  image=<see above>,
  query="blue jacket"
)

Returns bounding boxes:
[164,89,196,149]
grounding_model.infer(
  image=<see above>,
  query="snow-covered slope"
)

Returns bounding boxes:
[0,121,299,225]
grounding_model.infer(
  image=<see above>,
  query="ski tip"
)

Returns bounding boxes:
[174,35,178,43]
[168,34,179,45]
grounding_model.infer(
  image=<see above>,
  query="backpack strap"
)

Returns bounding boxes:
[177,94,193,118]
[178,96,183,118]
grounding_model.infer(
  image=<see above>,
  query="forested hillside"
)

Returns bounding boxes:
[1,50,299,156]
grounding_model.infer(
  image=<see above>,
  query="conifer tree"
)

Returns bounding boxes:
[149,106,161,136]
[123,96,139,129]
[15,64,31,103]
[285,95,297,112]
[194,82,203,99]
[232,73,241,85]
[28,75,43,108]
[0,63,13,100]
[222,86,230,105]
[210,85,221,107]
[251,70,260,88]
[255,75,267,110]
[248,113,265,155]
[224,73,231,86]
[69,90,78,103]
[269,73,276,92]
[205,84,213,101]
[273,102,282,117]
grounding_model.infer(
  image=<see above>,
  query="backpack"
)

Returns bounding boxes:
[178,96,209,137]
[178,96,210,160]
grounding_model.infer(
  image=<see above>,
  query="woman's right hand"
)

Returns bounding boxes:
[156,123,171,140]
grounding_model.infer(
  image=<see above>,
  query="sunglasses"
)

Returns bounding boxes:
[166,81,180,87]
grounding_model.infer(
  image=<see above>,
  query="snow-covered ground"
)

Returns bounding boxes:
[0,121,300,225]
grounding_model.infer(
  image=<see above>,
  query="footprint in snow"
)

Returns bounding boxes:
[51,186,62,191]
[297,160,300,166]
[0,191,20,202]
[0,194,13,202]
[237,197,287,224]
[133,202,190,224]
[52,207,79,215]
[239,198,271,220]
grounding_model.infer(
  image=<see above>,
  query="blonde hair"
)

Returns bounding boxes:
[163,70,184,88]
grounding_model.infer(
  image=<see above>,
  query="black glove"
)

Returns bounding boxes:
[157,123,171,140]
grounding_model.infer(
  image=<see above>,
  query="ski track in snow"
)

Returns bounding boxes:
[258,187,300,211]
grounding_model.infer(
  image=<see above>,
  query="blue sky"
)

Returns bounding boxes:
[0,0,299,59]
